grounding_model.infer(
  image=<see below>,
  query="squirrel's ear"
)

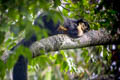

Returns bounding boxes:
[76,18,84,25]
[78,18,84,22]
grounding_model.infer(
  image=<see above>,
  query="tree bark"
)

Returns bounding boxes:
[30,29,120,58]
[1,29,120,62]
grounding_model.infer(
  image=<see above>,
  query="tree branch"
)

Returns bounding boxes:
[1,29,120,62]
[30,29,120,58]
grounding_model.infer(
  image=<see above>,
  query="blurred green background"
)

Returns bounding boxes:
[0,0,120,80]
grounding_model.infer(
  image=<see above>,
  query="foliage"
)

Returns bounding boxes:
[0,0,120,80]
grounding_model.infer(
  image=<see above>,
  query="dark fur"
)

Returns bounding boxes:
[34,13,90,38]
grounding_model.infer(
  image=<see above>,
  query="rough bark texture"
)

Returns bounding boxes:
[1,29,120,61]
[30,29,120,58]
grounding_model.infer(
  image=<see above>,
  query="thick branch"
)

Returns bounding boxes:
[30,29,120,58]
[1,29,120,62]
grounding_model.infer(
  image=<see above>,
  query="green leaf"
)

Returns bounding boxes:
[0,31,5,45]
[53,0,61,8]
[31,55,51,69]
[15,46,32,61]
[55,54,63,64]
[0,60,6,80]
[61,61,68,72]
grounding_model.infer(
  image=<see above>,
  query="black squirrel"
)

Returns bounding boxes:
[34,13,90,38]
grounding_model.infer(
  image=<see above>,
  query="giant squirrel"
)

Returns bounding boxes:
[34,13,90,38]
